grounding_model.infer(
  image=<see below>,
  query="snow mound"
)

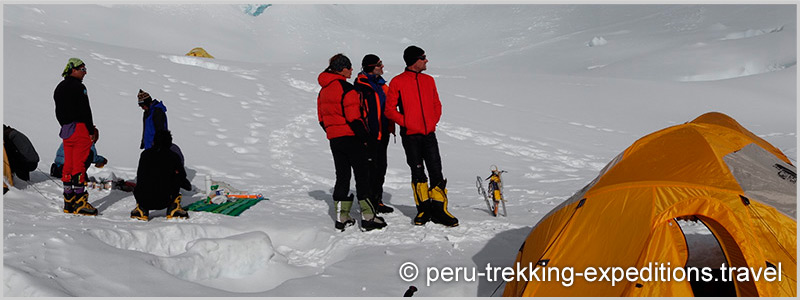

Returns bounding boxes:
[720,26,784,40]
[162,55,231,72]
[586,36,608,47]
[151,231,281,281]
[679,61,795,82]
[88,225,289,282]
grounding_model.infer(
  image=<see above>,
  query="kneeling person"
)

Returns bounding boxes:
[131,130,191,220]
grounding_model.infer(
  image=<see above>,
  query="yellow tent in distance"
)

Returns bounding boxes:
[185,47,214,58]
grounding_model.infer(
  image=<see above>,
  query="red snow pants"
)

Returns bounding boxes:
[61,123,91,184]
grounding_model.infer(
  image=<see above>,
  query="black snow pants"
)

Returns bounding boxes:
[368,137,390,199]
[401,133,444,187]
[330,136,371,202]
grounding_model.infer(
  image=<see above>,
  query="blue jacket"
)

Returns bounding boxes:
[54,143,105,166]
[141,100,168,150]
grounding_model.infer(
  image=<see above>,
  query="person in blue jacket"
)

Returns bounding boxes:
[137,89,168,150]
[50,143,107,178]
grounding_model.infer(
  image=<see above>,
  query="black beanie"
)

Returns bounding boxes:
[327,54,352,72]
[361,54,380,73]
[403,46,425,66]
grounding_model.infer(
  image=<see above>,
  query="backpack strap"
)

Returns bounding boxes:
[338,80,368,120]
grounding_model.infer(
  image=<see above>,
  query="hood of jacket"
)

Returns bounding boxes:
[151,100,167,112]
[318,71,346,88]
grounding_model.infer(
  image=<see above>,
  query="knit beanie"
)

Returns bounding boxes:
[61,58,85,78]
[137,89,153,106]
[327,54,352,72]
[361,54,380,73]
[403,46,425,66]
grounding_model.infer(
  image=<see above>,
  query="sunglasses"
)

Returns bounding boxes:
[418,55,427,61]
[368,61,384,68]
[78,67,87,72]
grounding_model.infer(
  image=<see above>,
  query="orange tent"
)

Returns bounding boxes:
[504,112,796,297]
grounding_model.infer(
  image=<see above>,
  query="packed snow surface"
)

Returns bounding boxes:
[3,4,796,297]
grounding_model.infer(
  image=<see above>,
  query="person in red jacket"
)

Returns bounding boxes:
[53,58,98,216]
[317,53,386,232]
[354,54,395,214]
[385,46,458,227]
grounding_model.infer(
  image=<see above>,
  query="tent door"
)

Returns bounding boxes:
[677,216,737,296]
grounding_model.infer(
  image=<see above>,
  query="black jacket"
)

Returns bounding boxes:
[133,131,191,210]
[3,125,39,181]
[53,76,95,135]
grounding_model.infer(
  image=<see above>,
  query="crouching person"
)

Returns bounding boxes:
[131,130,191,221]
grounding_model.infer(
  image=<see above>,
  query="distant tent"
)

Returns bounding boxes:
[503,112,796,297]
[185,47,214,58]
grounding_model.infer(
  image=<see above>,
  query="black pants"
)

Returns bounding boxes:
[401,133,443,186]
[330,136,370,201]
[368,137,390,199]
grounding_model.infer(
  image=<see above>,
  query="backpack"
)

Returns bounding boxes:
[338,80,369,128]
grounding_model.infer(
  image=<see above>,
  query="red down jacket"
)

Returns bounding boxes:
[317,71,365,140]
[385,69,441,135]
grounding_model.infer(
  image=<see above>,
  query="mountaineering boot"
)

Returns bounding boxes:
[130,203,150,221]
[371,195,394,214]
[62,183,76,213]
[72,192,98,216]
[63,192,76,214]
[428,179,459,227]
[166,195,189,219]
[359,198,387,231]
[412,182,431,225]
[334,194,355,231]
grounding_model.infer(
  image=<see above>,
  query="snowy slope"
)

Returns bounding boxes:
[2,4,796,297]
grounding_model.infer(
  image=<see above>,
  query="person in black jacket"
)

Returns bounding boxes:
[354,54,395,214]
[3,124,40,182]
[53,57,98,216]
[131,130,190,221]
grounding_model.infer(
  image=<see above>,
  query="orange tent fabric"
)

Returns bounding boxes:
[504,112,796,297]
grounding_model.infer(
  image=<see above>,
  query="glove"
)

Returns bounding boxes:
[181,178,192,191]
[90,127,99,142]
[95,158,108,168]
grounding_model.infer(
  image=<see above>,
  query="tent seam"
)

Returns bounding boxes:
[585,181,744,199]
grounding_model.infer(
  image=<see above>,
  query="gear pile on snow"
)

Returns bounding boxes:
[183,175,266,216]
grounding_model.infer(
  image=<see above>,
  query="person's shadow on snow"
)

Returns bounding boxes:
[91,190,130,213]
[308,190,336,223]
